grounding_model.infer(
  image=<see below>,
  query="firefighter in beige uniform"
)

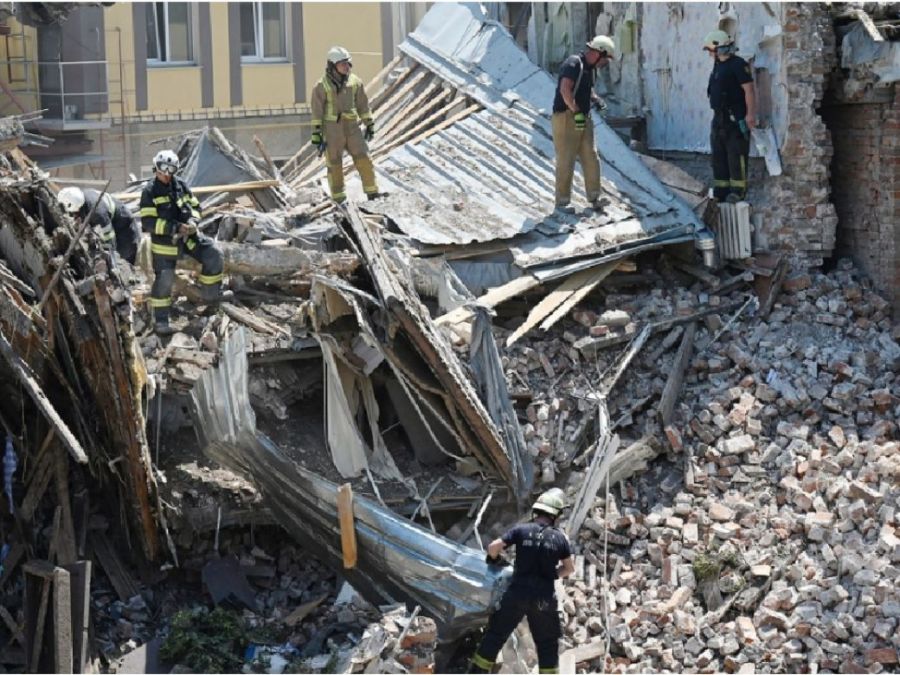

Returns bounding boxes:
[310,46,380,203]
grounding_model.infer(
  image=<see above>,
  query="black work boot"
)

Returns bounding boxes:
[367,191,388,201]
[154,318,174,336]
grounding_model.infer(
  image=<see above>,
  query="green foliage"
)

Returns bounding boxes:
[160,607,249,672]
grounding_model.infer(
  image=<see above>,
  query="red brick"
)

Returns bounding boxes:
[865,648,899,666]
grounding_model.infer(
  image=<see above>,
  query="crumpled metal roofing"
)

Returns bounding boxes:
[191,328,511,640]
[354,2,703,254]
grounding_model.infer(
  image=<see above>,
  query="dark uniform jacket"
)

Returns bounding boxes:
[138,176,201,260]
[501,522,572,598]
[707,54,753,121]
[553,53,595,114]
[80,188,127,245]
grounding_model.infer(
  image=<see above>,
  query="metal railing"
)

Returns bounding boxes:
[0,58,109,120]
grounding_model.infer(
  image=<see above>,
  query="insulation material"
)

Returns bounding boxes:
[319,338,372,479]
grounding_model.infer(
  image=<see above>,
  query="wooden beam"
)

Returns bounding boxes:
[538,260,621,333]
[113,180,279,201]
[0,332,88,464]
[598,325,652,397]
[560,637,606,674]
[658,321,697,429]
[436,274,540,326]
[337,483,358,570]
[566,407,619,540]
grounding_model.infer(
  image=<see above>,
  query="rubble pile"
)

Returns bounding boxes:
[543,260,899,673]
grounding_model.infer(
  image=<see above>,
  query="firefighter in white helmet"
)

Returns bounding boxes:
[309,46,381,203]
[551,35,615,215]
[138,149,227,336]
[57,186,141,264]
[470,488,574,674]
[704,29,756,202]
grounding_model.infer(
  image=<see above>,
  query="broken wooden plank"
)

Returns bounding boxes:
[755,255,788,318]
[221,303,290,337]
[658,321,697,429]
[91,533,139,602]
[0,332,88,464]
[113,180,280,201]
[62,561,90,674]
[0,541,25,593]
[537,260,622,333]
[53,444,78,566]
[176,241,359,279]
[560,637,606,674]
[566,407,620,539]
[24,560,72,674]
[337,483,358,570]
[598,325,652,397]
[604,437,661,489]
[671,258,720,288]
[436,274,540,326]
[283,593,328,627]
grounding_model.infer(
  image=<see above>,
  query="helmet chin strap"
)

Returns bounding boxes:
[716,44,736,56]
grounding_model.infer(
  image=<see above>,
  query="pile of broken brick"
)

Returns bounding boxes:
[520,259,900,673]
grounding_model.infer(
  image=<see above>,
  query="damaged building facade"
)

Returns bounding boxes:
[511,1,899,310]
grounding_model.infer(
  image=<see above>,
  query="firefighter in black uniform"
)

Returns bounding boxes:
[139,149,227,336]
[57,186,141,264]
[705,30,757,202]
[470,488,574,674]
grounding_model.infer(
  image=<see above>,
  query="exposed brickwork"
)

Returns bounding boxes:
[754,4,839,265]
[822,84,900,313]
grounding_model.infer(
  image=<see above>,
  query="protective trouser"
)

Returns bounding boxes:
[112,213,141,264]
[323,118,378,203]
[552,111,601,207]
[710,113,750,201]
[149,234,224,324]
[471,587,562,674]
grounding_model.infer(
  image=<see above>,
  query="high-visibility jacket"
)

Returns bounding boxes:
[310,72,373,128]
[80,188,124,245]
[138,176,201,260]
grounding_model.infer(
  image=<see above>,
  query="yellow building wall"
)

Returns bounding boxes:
[147,66,203,112]
[0,18,39,113]
[241,63,295,106]
[302,3,384,103]
[103,3,137,117]
[210,3,231,108]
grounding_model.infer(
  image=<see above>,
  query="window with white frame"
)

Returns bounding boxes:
[146,2,194,64]
[239,3,287,61]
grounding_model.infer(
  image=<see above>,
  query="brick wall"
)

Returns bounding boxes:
[753,4,839,265]
[822,85,900,313]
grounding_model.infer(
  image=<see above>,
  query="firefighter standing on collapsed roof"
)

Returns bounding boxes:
[552,35,615,215]
[705,29,757,203]
[310,46,382,203]
[470,488,575,674]
[139,149,228,336]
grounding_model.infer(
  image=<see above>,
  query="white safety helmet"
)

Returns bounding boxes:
[327,45,352,65]
[58,186,85,215]
[586,35,616,58]
[703,30,734,51]
[153,149,180,176]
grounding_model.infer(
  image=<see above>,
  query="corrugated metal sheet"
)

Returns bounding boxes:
[348,2,703,258]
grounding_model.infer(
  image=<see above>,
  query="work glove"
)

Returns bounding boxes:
[738,118,750,138]
[573,111,586,131]
[365,123,375,142]
[485,552,510,568]
[311,128,326,154]
[592,98,608,114]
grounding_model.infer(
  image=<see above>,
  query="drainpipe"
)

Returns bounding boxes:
[115,26,129,184]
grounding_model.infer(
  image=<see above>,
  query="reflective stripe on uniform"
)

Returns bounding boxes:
[320,75,362,122]
[151,242,178,256]
[198,272,223,285]
[539,668,560,674]
[471,654,494,670]
[149,296,172,308]
[713,179,730,187]
[155,218,168,235]
[140,206,158,217]
[153,195,170,205]
[99,227,115,242]
[185,238,196,251]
